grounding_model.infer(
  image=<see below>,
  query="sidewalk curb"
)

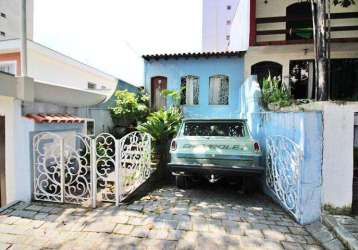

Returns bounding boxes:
[323,214,358,250]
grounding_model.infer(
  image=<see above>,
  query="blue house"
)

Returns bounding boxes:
[143,51,246,119]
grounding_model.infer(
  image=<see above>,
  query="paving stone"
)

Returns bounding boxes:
[0,186,323,249]
[142,239,176,250]
[281,241,304,250]
[322,239,345,250]
[262,229,286,241]
[9,210,36,219]
[270,225,290,233]
[289,226,310,235]
[82,221,116,233]
[302,244,324,250]
[130,225,149,238]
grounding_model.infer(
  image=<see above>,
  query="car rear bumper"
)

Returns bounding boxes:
[168,162,264,176]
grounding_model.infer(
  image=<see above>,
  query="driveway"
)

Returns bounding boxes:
[0,185,321,250]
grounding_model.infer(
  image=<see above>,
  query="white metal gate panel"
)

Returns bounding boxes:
[33,132,93,204]
[94,133,117,203]
[118,132,152,202]
[33,131,152,207]
[266,136,303,220]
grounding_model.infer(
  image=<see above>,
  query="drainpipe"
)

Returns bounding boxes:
[20,0,28,77]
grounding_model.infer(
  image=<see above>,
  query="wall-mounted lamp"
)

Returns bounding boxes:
[304,48,309,55]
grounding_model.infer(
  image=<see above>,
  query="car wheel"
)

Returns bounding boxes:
[176,175,190,189]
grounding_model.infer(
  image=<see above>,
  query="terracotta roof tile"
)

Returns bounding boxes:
[25,113,85,123]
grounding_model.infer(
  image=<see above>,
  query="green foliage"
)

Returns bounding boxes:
[261,74,292,109]
[137,108,182,144]
[110,89,149,125]
[161,88,185,108]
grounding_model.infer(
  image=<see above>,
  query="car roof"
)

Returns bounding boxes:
[182,119,247,122]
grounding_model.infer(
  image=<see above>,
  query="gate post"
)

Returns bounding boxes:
[115,140,120,206]
[91,138,97,208]
[60,137,65,203]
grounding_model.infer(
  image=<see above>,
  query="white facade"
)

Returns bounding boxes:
[202,0,240,52]
[0,0,33,40]
[0,39,118,99]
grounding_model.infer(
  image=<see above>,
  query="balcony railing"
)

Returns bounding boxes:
[254,11,358,46]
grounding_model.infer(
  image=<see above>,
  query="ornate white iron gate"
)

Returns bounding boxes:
[32,131,152,207]
[266,136,303,220]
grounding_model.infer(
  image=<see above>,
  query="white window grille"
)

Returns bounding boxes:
[181,76,199,105]
[209,75,229,105]
[0,61,16,75]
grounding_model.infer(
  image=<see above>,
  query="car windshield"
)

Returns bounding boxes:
[183,122,246,137]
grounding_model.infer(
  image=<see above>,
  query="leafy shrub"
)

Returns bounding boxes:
[261,74,292,109]
[110,89,149,125]
[137,107,182,144]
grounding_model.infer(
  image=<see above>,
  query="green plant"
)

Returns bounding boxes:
[161,88,185,108]
[110,89,149,125]
[137,108,182,144]
[261,74,292,109]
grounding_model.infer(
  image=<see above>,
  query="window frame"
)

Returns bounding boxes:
[180,75,200,106]
[209,74,230,105]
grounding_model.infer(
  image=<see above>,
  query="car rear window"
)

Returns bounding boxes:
[183,122,246,137]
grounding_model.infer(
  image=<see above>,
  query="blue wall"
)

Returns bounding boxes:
[144,56,245,118]
[241,77,323,225]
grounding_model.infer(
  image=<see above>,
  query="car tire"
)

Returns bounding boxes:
[176,175,190,189]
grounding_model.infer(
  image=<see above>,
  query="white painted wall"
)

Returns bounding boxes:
[295,102,358,208]
[202,0,240,52]
[27,41,117,95]
[229,0,250,51]
[0,0,33,40]
[0,96,34,204]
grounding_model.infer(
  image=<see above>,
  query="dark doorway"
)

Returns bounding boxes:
[251,61,283,87]
[151,76,167,111]
[289,60,315,99]
[286,2,314,40]
[0,116,5,206]
[330,59,358,101]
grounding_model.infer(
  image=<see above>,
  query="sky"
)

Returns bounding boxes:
[34,0,203,86]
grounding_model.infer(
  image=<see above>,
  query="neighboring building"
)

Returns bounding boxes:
[225,0,358,211]
[0,39,118,95]
[143,51,245,118]
[202,0,240,52]
[229,0,358,101]
[0,0,34,40]
[0,72,107,206]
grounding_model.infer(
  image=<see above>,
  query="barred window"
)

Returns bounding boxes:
[181,75,199,105]
[209,75,229,105]
[0,61,16,75]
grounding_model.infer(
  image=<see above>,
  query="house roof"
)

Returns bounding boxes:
[26,113,85,123]
[142,51,245,61]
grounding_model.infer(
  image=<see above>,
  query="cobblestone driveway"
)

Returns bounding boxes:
[0,185,322,250]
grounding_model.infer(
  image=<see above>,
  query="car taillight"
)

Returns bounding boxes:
[254,142,260,152]
[171,140,177,151]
